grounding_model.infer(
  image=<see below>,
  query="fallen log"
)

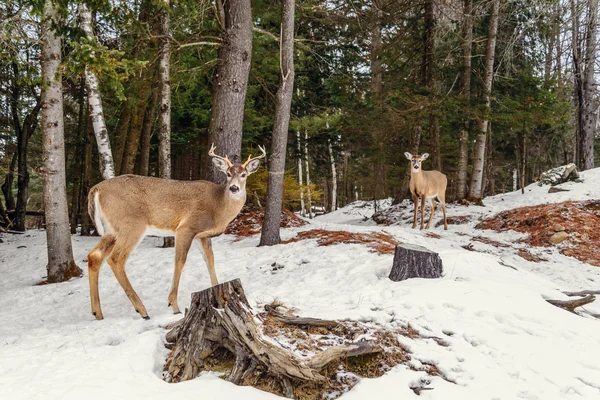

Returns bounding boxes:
[164,279,382,397]
[563,289,600,297]
[546,295,596,313]
[264,303,339,328]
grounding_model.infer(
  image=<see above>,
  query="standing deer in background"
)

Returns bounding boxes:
[87,145,266,320]
[404,152,448,230]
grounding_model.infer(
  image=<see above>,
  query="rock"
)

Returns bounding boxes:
[553,225,565,232]
[549,231,568,244]
[538,164,580,186]
[548,186,569,193]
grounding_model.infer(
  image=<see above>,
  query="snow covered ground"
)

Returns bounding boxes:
[2,170,600,399]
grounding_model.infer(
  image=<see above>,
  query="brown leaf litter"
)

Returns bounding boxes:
[225,206,307,238]
[476,200,600,266]
[282,229,400,255]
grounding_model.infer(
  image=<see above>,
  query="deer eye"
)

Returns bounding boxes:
[226,172,232,178]
[241,173,247,178]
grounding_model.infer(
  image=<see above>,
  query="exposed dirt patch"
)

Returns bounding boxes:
[225,206,307,238]
[477,200,600,266]
[471,236,509,248]
[282,229,400,255]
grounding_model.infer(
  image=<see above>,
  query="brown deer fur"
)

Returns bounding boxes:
[87,146,265,320]
[404,152,448,230]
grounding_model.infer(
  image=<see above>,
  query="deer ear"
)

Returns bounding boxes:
[422,153,430,160]
[212,157,229,174]
[245,159,261,175]
[404,152,412,160]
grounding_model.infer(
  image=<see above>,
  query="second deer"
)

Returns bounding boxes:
[87,145,265,320]
[404,152,448,230]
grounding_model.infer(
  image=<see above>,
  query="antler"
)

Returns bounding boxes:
[208,143,233,168]
[242,145,267,168]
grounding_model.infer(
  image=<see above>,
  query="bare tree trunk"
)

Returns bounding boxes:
[138,87,158,176]
[457,0,473,200]
[570,0,584,169]
[205,0,252,184]
[297,130,305,216]
[80,116,94,236]
[113,102,131,174]
[259,0,295,247]
[70,79,87,233]
[158,0,172,179]
[304,130,313,218]
[328,138,337,211]
[1,151,16,211]
[424,0,441,172]
[395,125,421,203]
[41,0,81,282]
[468,0,500,201]
[580,0,597,170]
[79,3,115,180]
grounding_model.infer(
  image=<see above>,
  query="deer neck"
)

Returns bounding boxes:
[213,185,246,228]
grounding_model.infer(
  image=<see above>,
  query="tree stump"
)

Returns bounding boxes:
[389,243,443,282]
[164,279,382,398]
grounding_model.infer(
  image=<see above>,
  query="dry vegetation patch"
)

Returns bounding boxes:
[225,206,306,238]
[282,229,400,255]
[477,200,600,266]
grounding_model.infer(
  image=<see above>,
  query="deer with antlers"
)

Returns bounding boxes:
[404,152,448,230]
[87,145,266,320]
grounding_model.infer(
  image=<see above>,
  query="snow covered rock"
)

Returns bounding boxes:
[537,164,580,186]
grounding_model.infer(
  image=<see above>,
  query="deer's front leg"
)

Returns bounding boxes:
[412,194,418,229]
[168,230,195,314]
[198,237,218,286]
[420,195,426,230]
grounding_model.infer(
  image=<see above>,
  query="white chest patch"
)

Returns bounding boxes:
[144,226,175,237]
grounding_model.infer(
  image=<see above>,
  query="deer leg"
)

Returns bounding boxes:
[441,198,448,230]
[168,231,195,314]
[412,194,418,229]
[106,233,149,319]
[420,195,426,229]
[426,198,437,229]
[197,237,218,286]
[87,235,116,320]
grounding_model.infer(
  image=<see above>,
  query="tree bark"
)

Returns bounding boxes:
[1,151,17,211]
[456,0,473,200]
[205,0,252,184]
[297,130,305,215]
[70,79,87,234]
[424,0,441,172]
[158,0,172,179]
[305,130,313,218]
[138,86,158,176]
[570,0,584,168]
[370,0,386,200]
[79,3,116,180]
[80,115,95,236]
[40,0,81,282]
[328,137,337,212]
[580,0,597,170]
[113,102,132,174]
[468,0,500,201]
[389,243,443,282]
[259,0,295,246]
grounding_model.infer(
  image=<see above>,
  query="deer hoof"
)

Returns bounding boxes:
[168,302,171,307]
[174,311,182,315]
[143,315,151,320]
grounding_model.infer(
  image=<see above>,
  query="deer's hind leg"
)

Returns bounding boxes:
[168,230,195,314]
[106,228,149,319]
[88,235,116,320]
[440,194,448,230]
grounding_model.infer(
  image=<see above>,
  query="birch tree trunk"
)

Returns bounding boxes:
[297,130,305,216]
[456,0,473,200]
[158,0,172,179]
[205,0,252,184]
[305,130,313,218]
[41,0,81,282]
[580,0,598,170]
[570,0,584,168]
[259,0,295,246]
[70,79,87,233]
[79,3,115,180]
[468,0,500,201]
[328,138,337,212]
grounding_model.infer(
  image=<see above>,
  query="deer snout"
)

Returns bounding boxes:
[229,185,240,194]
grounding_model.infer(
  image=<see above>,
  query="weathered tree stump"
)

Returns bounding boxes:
[389,243,443,282]
[164,279,382,398]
